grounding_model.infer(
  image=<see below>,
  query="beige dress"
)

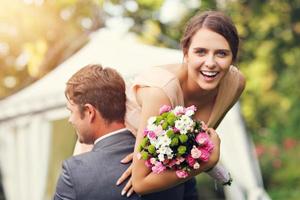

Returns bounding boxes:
[125,65,240,132]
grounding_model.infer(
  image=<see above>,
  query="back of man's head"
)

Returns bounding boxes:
[65,64,126,123]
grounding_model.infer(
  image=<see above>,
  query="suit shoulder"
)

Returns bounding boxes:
[63,152,96,171]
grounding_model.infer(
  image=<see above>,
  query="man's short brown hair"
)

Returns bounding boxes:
[65,64,126,123]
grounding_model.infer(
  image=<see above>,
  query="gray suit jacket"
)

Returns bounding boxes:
[54,130,185,200]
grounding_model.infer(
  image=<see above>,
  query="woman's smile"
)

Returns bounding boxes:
[199,70,220,82]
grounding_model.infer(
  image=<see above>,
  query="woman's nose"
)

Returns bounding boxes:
[204,54,216,68]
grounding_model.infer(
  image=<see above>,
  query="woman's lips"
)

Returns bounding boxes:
[200,71,219,81]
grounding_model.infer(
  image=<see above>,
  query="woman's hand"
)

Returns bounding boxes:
[206,127,221,169]
[117,153,135,197]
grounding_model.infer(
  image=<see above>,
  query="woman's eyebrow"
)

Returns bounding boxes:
[216,49,231,52]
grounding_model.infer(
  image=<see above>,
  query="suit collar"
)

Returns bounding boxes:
[94,128,127,145]
[92,129,133,151]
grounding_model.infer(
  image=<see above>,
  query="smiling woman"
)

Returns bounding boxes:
[73,10,245,199]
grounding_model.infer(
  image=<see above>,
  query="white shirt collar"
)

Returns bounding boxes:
[94,128,127,145]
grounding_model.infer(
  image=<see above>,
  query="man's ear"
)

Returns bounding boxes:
[84,104,96,123]
[183,53,188,63]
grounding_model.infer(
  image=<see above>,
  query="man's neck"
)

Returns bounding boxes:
[94,122,126,141]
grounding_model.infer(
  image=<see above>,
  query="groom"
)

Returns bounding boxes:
[53,64,186,200]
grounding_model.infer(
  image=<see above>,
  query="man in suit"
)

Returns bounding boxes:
[53,64,187,200]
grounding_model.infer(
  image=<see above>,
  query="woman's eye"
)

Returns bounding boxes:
[216,51,228,57]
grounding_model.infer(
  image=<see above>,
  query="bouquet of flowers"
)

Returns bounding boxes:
[138,105,232,185]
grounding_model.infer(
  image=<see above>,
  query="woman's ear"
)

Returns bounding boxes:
[84,104,96,123]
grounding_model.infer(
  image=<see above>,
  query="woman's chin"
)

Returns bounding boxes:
[197,74,222,90]
[199,84,218,91]
[197,79,220,91]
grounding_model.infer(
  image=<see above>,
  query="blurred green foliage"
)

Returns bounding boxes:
[0,0,103,99]
[45,118,77,199]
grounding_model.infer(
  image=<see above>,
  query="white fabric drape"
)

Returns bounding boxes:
[217,104,271,200]
[0,117,51,200]
[0,122,17,200]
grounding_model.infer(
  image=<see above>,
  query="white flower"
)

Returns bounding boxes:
[193,162,200,169]
[149,138,157,146]
[185,109,194,117]
[155,134,171,148]
[147,116,157,125]
[150,157,157,165]
[158,153,165,162]
[158,146,173,157]
[175,115,194,134]
[147,123,158,132]
[173,106,185,115]
[181,115,194,126]
[167,153,174,159]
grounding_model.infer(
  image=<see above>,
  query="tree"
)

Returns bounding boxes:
[0,0,104,99]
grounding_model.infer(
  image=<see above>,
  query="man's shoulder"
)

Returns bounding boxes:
[63,151,101,170]
[64,130,135,170]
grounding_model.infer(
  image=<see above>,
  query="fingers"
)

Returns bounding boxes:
[206,127,216,135]
[121,177,134,197]
[121,152,134,164]
[206,128,220,145]
[116,164,132,186]
[126,185,134,197]
[201,121,208,131]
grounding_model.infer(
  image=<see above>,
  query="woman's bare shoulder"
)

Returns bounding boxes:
[237,70,246,96]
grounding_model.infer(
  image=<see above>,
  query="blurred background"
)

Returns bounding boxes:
[0,0,299,200]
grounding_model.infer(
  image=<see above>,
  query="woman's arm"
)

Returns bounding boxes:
[214,70,246,129]
[131,86,220,194]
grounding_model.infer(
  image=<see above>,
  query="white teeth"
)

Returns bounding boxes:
[201,71,218,77]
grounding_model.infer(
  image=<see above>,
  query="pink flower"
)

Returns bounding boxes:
[136,153,142,160]
[145,160,152,168]
[199,149,210,162]
[191,146,202,159]
[195,132,209,146]
[173,127,180,133]
[255,144,266,158]
[156,125,164,135]
[176,170,189,178]
[185,105,197,112]
[186,155,196,167]
[147,131,156,139]
[283,138,297,150]
[202,141,214,153]
[152,162,166,174]
[167,159,177,168]
[163,159,170,165]
[143,129,148,137]
[175,157,185,165]
[159,105,172,115]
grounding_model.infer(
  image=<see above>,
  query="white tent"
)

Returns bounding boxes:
[0,28,270,200]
